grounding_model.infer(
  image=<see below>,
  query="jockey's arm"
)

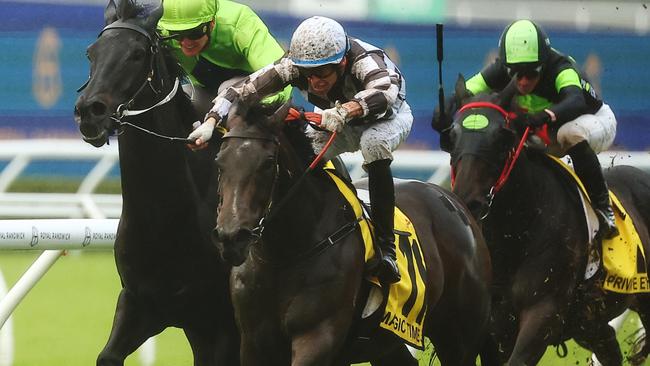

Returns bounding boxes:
[547,69,589,124]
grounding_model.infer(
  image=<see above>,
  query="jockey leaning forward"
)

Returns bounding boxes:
[157,0,291,110]
[188,16,414,284]
[435,19,618,239]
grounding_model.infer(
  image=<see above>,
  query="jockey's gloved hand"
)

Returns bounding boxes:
[321,101,350,133]
[187,117,217,149]
[432,94,458,133]
[514,111,551,130]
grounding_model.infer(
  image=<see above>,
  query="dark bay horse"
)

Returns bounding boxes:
[446,76,650,365]
[73,1,238,365]
[212,99,496,365]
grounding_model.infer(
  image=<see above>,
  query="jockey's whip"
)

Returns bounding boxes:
[435,23,446,126]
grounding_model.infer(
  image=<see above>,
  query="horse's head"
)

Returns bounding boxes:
[447,75,520,219]
[74,0,165,147]
[213,99,294,266]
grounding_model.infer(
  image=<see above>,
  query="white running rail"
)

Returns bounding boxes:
[0,139,647,365]
[1,140,649,219]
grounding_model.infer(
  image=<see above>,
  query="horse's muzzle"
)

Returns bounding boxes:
[212,227,260,266]
[74,97,113,147]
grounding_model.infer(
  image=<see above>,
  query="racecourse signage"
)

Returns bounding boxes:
[0,219,118,250]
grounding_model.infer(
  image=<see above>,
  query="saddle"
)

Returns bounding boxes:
[546,155,649,294]
[324,164,428,349]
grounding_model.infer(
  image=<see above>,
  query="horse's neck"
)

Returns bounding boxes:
[117,95,199,209]
[261,171,339,258]
[490,152,554,230]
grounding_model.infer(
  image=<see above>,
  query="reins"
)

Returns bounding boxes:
[221,107,348,260]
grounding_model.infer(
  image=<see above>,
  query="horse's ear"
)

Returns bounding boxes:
[141,0,164,31]
[269,100,292,131]
[228,100,249,124]
[104,0,119,25]
[496,78,518,110]
[454,73,471,106]
[114,0,142,23]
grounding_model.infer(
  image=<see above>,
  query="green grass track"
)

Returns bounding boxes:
[0,251,646,365]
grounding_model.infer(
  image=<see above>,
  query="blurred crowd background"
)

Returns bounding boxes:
[1,0,649,150]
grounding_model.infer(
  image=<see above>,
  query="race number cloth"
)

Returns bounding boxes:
[324,167,428,348]
[602,193,648,293]
[547,155,649,293]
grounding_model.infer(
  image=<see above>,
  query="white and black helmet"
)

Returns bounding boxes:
[289,16,349,68]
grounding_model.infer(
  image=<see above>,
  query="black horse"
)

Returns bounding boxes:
[212,98,496,365]
[73,1,238,365]
[447,76,650,366]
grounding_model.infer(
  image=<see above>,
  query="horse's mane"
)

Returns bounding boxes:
[242,101,319,168]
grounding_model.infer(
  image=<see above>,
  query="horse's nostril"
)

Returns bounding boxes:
[90,101,108,117]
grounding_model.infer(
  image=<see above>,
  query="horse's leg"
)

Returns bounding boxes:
[369,343,418,366]
[429,328,480,366]
[479,333,503,366]
[184,323,240,366]
[427,290,491,365]
[506,298,559,366]
[289,319,351,366]
[629,295,650,365]
[573,321,622,366]
[97,290,165,366]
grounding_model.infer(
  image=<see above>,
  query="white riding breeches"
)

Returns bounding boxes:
[550,103,617,155]
[306,101,413,165]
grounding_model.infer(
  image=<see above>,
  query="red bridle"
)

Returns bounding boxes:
[452,102,530,196]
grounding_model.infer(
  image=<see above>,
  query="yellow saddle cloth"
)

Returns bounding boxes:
[548,155,649,294]
[325,168,428,349]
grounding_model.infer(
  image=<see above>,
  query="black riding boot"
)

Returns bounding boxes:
[568,141,619,239]
[367,159,401,284]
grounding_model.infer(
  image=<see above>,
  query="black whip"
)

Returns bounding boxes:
[436,23,445,124]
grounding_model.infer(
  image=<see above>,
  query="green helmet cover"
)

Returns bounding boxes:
[159,0,217,31]
[499,20,551,66]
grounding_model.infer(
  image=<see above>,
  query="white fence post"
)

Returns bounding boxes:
[0,250,64,330]
[0,269,13,366]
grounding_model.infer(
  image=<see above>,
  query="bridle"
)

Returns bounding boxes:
[220,130,281,239]
[219,115,342,257]
[454,101,531,219]
[78,20,190,144]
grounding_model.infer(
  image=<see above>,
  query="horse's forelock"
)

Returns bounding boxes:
[110,0,162,31]
[282,123,316,165]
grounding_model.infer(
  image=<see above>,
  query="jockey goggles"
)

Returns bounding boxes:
[506,64,543,79]
[298,64,338,80]
[169,22,211,40]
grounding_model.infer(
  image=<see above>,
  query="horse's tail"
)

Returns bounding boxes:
[479,333,502,366]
